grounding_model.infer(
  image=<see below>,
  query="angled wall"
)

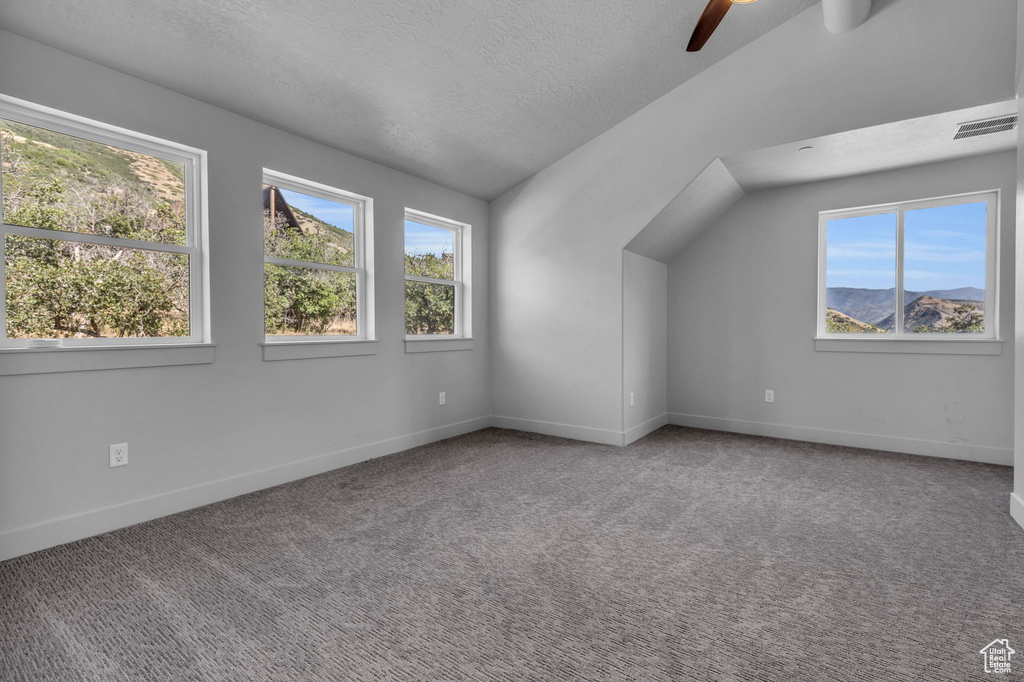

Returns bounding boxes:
[622,251,667,444]
[490,0,1017,444]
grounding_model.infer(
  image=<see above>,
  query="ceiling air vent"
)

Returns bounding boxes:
[954,115,1017,140]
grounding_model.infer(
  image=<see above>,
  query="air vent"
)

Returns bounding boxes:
[954,115,1017,140]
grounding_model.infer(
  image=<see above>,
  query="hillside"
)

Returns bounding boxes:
[827,286,984,325]
[875,296,985,333]
[290,205,353,257]
[826,308,887,334]
[2,120,183,203]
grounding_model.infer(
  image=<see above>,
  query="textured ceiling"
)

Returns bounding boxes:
[0,0,820,199]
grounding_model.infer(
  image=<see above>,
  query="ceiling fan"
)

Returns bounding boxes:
[686,0,758,52]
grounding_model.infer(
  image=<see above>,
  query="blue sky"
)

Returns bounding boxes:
[279,188,354,233]
[274,190,454,256]
[827,201,986,291]
[405,220,453,256]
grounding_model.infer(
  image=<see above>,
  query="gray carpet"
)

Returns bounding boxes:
[1,426,1022,681]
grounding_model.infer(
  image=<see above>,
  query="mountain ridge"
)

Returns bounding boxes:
[827,286,984,326]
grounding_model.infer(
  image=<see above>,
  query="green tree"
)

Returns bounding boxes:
[934,304,984,333]
[3,129,189,339]
[263,211,356,335]
[405,252,455,334]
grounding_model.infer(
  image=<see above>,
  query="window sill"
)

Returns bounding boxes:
[262,339,377,361]
[814,338,1002,355]
[0,343,216,376]
[405,337,475,353]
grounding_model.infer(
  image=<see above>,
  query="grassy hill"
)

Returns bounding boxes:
[2,120,183,202]
[290,205,353,257]
[826,308,887,334]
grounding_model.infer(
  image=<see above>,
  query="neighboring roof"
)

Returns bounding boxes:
[262,185,300,231]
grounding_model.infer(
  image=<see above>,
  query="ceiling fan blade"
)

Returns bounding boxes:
[686,0,733,52]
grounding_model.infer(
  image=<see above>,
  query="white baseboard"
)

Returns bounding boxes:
[1011,493,1024,532]
[624,413,669,445]
[6,411,1011,563]
[0,416,491,562]
[491,415,625,446]
[667,413,1012,466]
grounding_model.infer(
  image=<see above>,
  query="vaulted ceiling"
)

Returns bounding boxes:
[0,0,820,199]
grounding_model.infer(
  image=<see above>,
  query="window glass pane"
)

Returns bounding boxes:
[263,185,354,267]
[404,220,454,279]
[264,263,356,336]
[405,281,455,335]
[825,213,896,334]
[1,120,186,245]
[5,234,189,339]
[903,202,986,334]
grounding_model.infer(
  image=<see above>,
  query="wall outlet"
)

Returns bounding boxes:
[439,391,446,406]
[629,392,635,407]
[109,442,128,468]
[765,389,774,403]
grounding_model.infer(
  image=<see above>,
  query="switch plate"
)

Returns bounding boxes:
[439,391,446,406]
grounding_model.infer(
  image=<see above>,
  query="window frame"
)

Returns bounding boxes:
[0,94,210,349]
[404,208,471,340]
[816,189,999,342]
[262,168,374,344]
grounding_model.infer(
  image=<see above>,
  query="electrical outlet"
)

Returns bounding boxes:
[109,442,128,468]
[765,389,774,403]
[629,392,635,407]
[439,391,446,406]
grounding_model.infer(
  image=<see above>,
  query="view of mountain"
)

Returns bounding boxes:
[826,287,984,326]
[874,296,985,333]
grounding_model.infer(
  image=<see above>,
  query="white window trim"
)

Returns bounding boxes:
[816,189,999,347]
[0,94,211,369]
[261,169,375,360]
[404,207,472,345]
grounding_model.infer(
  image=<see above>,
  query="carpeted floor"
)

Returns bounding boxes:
[1,426,1022,681]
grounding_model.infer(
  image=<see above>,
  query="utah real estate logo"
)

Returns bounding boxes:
[980,639,1015,674]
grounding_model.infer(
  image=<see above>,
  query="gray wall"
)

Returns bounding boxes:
[1014,6,1024,525]
[489,0,1016,446]
[668,152,1016,465]
[0,31,491,559]
[623,251,667,443]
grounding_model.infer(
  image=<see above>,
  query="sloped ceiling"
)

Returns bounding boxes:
[626,99,1018,264]
[625,158,744,261]
[0,0,819,200]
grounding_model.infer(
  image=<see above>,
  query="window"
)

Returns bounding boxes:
[404,209,470,338]
[1,95,208,348]
[263,169,372,342]
[818,190,998,340]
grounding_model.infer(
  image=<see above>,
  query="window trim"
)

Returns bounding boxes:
[0,93,210,349]
[404,207,471,340]
[262,168,374,345]
[816,189,999,342]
